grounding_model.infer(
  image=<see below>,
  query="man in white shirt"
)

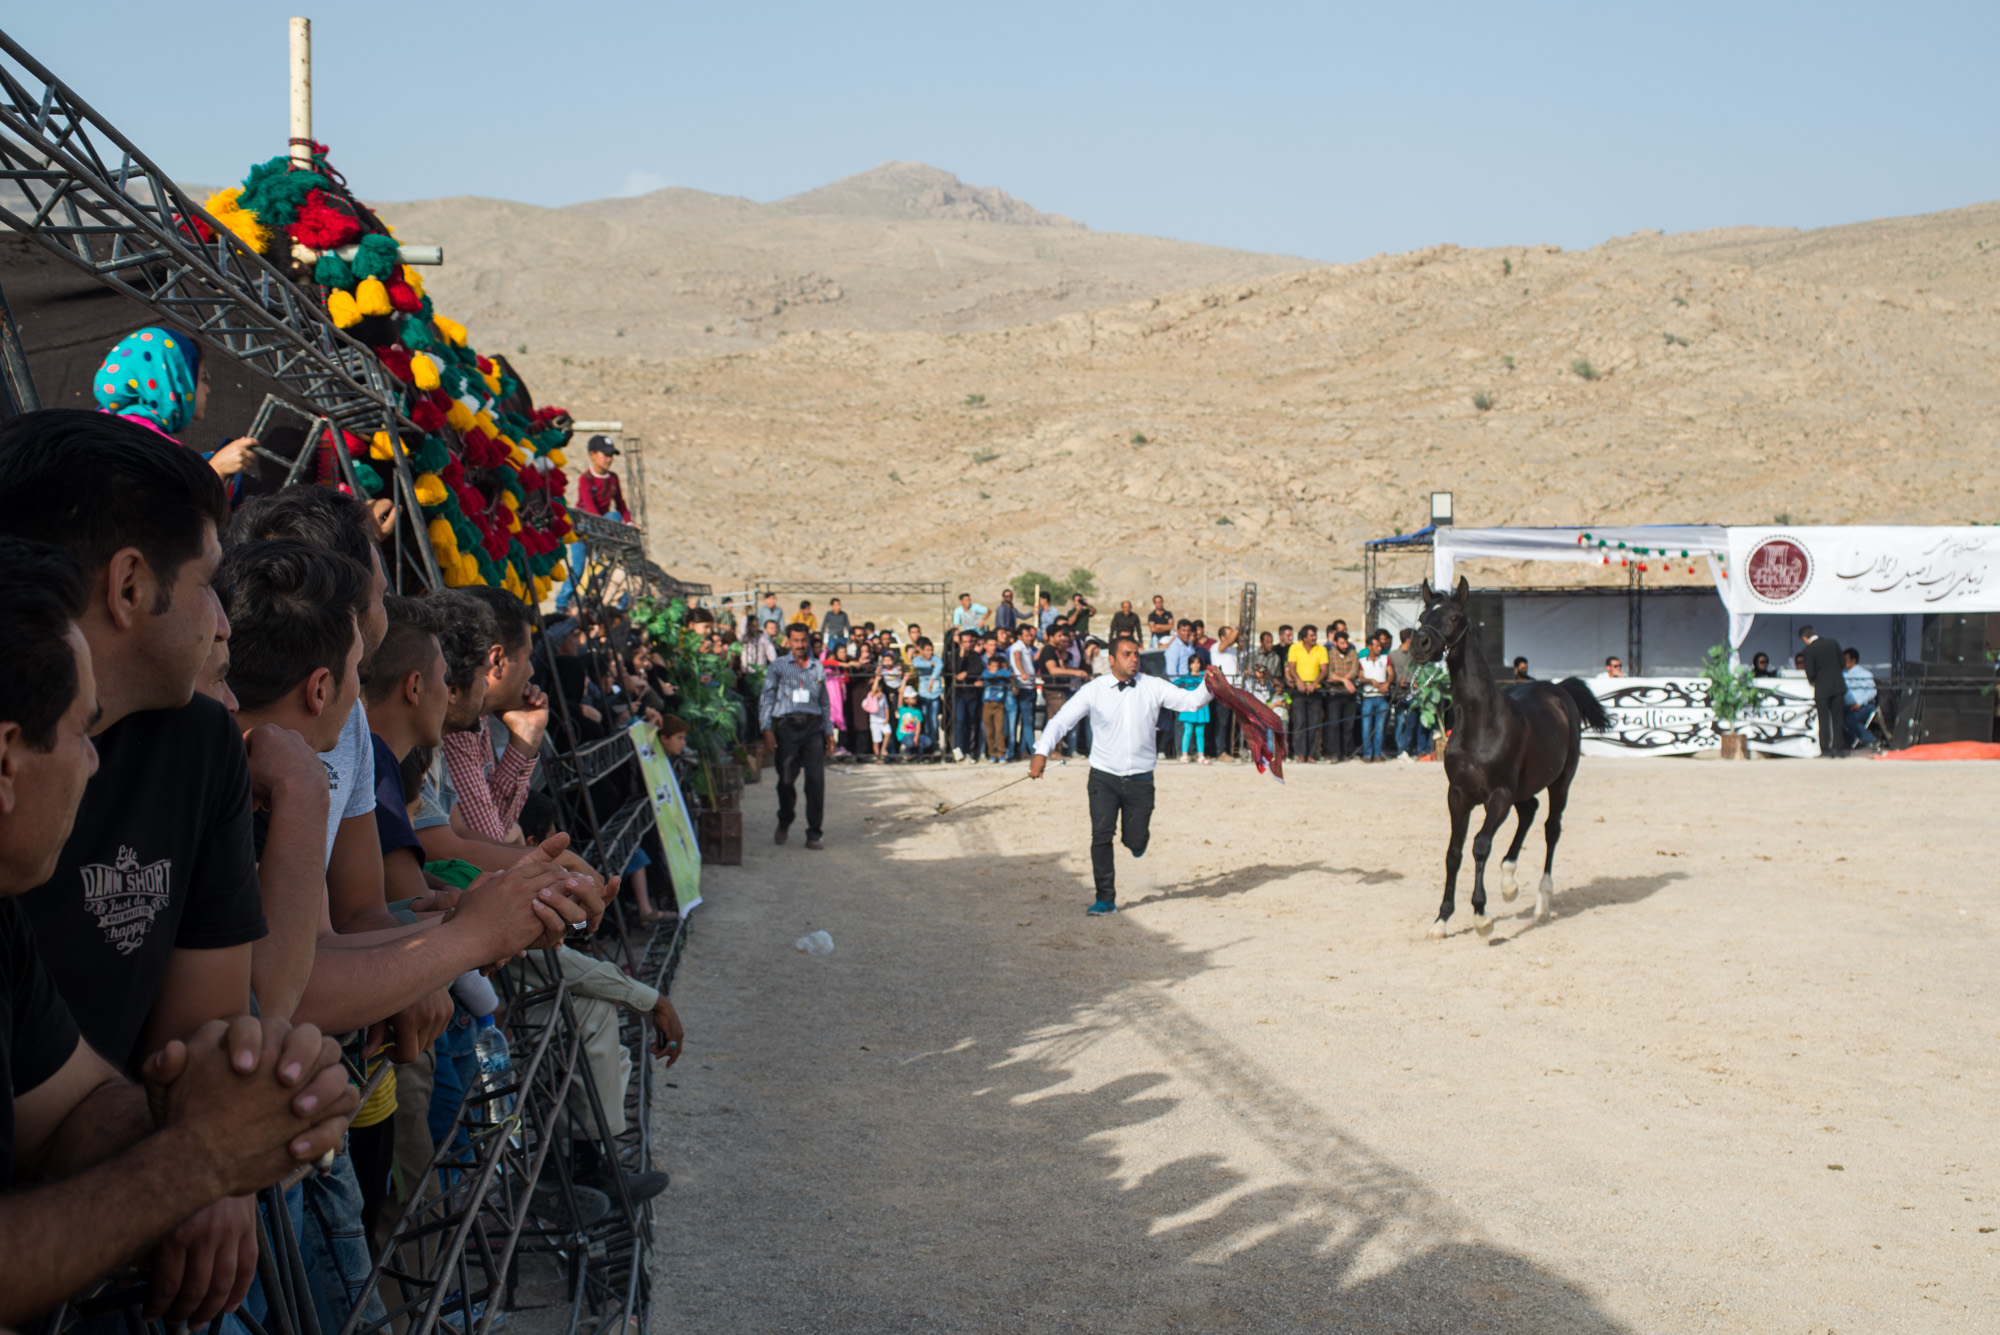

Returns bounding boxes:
[1029,636,1213,915]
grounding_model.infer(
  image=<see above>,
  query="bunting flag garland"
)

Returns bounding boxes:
[205,143,574,596]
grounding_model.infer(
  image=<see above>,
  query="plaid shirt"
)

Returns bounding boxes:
[441,727,535,842]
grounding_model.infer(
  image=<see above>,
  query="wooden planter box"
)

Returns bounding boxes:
[1718,731,1750,760]
[698,809,743,865]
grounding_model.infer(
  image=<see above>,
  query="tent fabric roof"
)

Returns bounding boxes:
[1432,526,1728,588]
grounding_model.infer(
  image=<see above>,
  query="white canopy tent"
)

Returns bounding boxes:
[1432,525,2000,656]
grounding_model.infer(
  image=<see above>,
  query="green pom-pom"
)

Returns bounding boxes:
[451,516,481,551]
[438,364,471,398]
[237,157,321,226]
[350,233,402,282]
[411,434,450,474]
[313,252,354,289]
[400,316,434,351]
[352,460,387,498]
[418,295,434,321]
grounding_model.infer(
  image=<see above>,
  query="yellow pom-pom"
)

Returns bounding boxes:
[426,516,458,556]
[369,431,394,461]
[473,410,497,436]
[410,354,440,391]
[499,490,519,511]
[533,575,550,602]
[548,449,567,468]
[480,368,502,395]
[549,561,568,584]
[507,443,530,467]
[399,265,425,297]
[413,473,447,507]
[204,188,271,252]
[505,509,521,533]
[433,315,467,346]
[445,400,474,432]
[356,277,392,317]
[326,289,361,328]
[457,552,483,585]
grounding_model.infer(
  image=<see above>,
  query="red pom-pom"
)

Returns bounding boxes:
[387,279,422,313]
[343,430,368,458]
[545,467,567,495]
[291,189,363,250]
[375,346,414,384]
[440,457,464,487]
[476,356,494,375]
[454,485,485,517]
[410,399,447,433]
[180,213,217,244]
[482,526,510,559]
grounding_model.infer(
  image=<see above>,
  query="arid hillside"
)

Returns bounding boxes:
[381,161,1308,361]
[402,168,2000,624]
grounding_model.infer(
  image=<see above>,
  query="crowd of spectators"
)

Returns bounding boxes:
[677,588,1444,770]
[0,407,686,1331]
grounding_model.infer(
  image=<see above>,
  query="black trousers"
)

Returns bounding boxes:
[1087,769,1155,903]
[774,714,827,836]
[1815,692,1847,756]
[1326,688,1358,759]
[1290,691,1323,759]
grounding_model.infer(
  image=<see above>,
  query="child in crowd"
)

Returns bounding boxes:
[1174,662,1212,764]
[896,686,923,753]
[863,677,889,754]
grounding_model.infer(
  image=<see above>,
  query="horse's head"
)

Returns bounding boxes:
[1409,576,1470,665]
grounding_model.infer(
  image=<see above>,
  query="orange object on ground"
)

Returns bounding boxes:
[1874,741,2000,761]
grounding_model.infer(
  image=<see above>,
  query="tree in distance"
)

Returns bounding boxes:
[1011,567,1098,603]
[1571,357,1600,381]
[1472,391,1495,412]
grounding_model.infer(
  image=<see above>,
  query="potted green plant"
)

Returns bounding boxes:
[1700,644,1768,759]
[1409,663,1452,761]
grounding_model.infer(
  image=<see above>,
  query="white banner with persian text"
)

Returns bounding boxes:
[1723,527,2000,617]
[1577,675,1819,759]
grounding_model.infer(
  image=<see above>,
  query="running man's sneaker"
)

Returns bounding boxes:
[1086,900,1118,916]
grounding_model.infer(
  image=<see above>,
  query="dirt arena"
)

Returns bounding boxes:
[651,755,1997,1333]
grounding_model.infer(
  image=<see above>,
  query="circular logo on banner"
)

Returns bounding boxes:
[1744,536,1812,603]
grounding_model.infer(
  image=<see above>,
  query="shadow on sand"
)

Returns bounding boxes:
[662,769,1635,1333]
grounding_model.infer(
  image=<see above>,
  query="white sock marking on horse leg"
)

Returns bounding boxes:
[1499,860,1519,902]
[1473,913,1494,937]
[1428,919,1446,939]
[1535,873,1554,921]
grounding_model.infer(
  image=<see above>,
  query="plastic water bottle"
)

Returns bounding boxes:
[794,930,834,956]
[473,1014,515,1120]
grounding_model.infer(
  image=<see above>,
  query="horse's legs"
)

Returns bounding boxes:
[1538,775,1570,922]
[1469,790,1513,936]
[1431,786,1473,938]
[1498,795,1539,902]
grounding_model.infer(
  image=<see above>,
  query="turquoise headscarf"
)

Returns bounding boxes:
[92,326,200,434]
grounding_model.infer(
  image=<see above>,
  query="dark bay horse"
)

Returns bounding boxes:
[1408,577,1610,937]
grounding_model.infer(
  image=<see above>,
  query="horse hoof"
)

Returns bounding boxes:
[1427,920,1446,940]
[1499,861,1519,902]
[1474,914,1494,937]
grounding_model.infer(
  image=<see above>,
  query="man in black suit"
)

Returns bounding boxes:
[1799,625,1847,757]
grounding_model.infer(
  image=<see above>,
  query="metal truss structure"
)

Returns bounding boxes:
[0,29,441,586]
[566,512,709,607]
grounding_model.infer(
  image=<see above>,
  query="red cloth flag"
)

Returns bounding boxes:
[1202,667,1286,782]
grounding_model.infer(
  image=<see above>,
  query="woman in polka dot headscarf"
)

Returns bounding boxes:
[91,325,257,485]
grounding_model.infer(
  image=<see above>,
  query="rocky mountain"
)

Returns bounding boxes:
[380,163,1303,359]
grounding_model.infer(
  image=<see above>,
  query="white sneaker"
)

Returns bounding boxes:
[953,746,965,762]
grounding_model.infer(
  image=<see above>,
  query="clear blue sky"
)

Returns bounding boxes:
[11,2,1998,260]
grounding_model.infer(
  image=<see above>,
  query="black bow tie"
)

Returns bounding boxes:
[1115,678,1137,690]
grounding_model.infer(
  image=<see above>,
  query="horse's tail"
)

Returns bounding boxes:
[1557,677,1610,732]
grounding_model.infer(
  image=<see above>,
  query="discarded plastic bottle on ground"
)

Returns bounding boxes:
[473,1014,515,1120]
[794,930,834,956]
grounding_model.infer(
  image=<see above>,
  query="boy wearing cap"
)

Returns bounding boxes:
[556,435,628,613]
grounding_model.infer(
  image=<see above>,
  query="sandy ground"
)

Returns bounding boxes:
[649,754,1998,1333]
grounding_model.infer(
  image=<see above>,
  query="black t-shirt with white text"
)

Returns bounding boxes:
[19,695,266,1072]
[0,898,82,1189]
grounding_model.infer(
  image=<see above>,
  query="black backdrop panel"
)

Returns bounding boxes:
[0,233,313,453]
